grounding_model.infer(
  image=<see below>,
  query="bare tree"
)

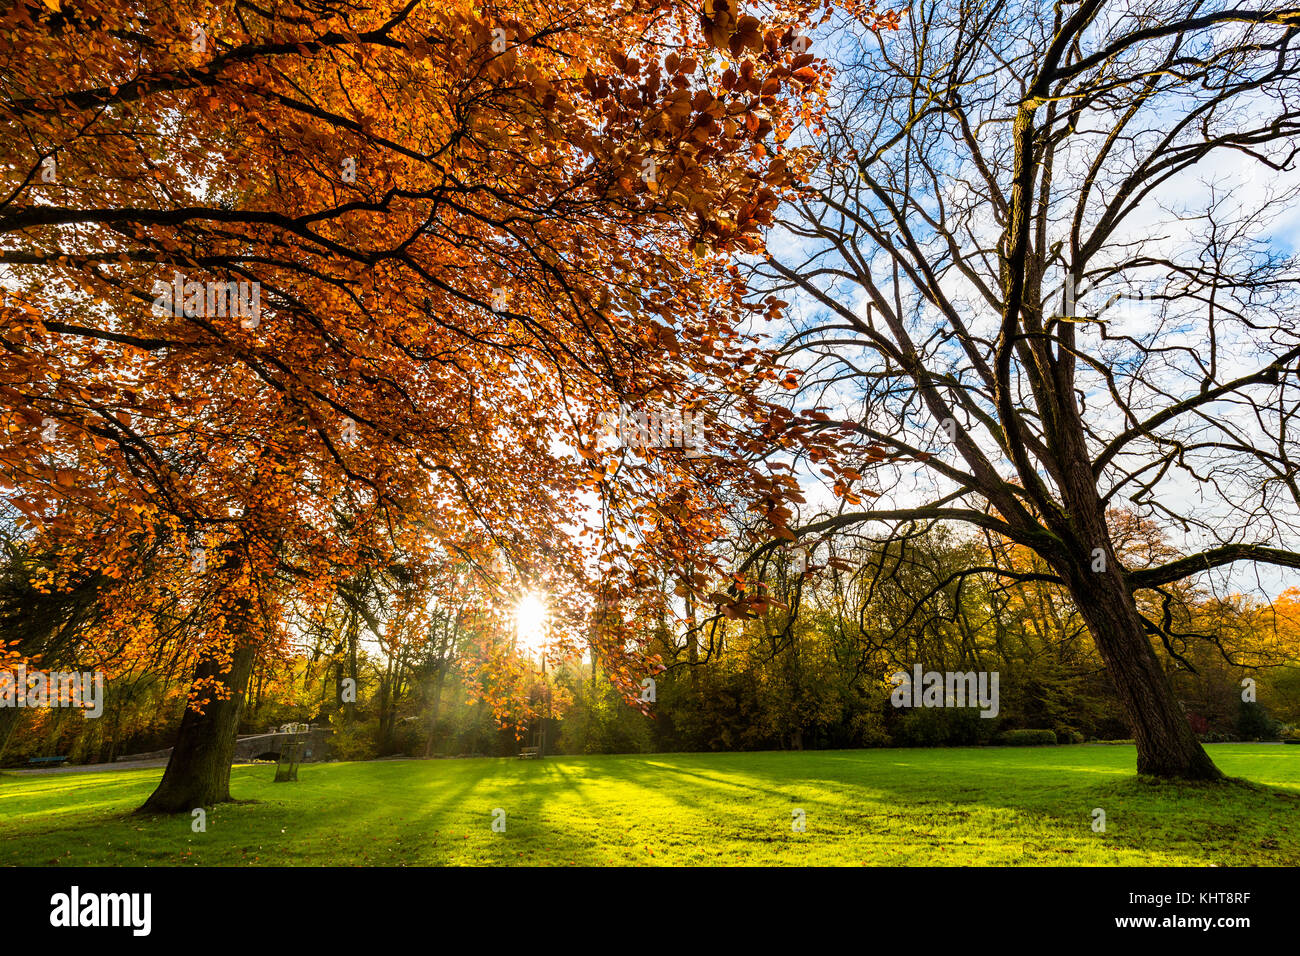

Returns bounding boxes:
[759,0,1300,778]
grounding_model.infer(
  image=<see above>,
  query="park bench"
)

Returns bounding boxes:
[518,746,540,759]
[27,756,69,766]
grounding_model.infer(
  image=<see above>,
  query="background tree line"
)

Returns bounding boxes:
[5,508,1296,765]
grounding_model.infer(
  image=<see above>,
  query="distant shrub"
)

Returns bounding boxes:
[893,706,999,747]
[1000,729,1057,746]
[1059,729,1085,745]
[1236,701,1282,741]
[330,721,378,761]
[395,724,426,758]
[850,709,891,747]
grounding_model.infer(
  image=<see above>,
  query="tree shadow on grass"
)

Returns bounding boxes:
[276,759,500,864]
[11,751,1297,866]
[559,755,847,855]
[924,755,1293,863]
[545,750,1300,866]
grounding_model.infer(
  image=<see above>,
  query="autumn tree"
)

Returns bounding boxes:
[0,0,885,806]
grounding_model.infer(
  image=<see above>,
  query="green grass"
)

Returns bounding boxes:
[1,744,1296,865]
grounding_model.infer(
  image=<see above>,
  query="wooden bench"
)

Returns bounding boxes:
[518,747,540,759]
[27,756,69,766]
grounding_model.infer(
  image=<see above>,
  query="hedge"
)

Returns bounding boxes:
[1000,728,1058,746]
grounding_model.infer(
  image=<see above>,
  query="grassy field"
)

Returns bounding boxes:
[1,744,1296,866]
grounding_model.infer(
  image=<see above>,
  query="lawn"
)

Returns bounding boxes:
[1,744,1296,866]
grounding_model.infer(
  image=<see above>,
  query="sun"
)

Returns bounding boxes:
[514,592,549,654]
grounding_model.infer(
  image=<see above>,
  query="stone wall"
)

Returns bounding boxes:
[114,726,333,764]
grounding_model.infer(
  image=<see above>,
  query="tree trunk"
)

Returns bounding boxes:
[0,707,21,764]
[252,664,264,718]
[138,642,257,813]
[345,617,358,724]
[685,592,699,665]
[105,701,121,764]
[424,665,445,758]
[1049,378,1222,781]
[1064,566,1221,780]
[378,656,398,754]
